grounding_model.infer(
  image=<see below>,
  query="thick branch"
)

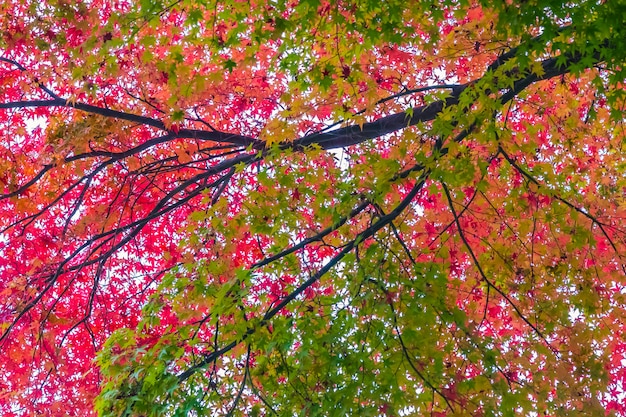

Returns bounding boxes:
[295,48,596,151]
[0,99,261,148]
[177,171,429,382]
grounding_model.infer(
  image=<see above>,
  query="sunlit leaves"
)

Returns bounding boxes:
[1,0,626,416]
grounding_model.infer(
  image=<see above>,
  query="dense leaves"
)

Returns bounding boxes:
[1,0,626,416]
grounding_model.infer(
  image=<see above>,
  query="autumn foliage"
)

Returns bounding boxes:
[1,0,626,415]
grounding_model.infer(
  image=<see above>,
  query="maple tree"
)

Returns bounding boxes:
[1,0,626,415]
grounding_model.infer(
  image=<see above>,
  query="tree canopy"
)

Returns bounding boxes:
[1,0,626,415]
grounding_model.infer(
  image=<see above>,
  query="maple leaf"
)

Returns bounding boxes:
[1,1,626,417]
